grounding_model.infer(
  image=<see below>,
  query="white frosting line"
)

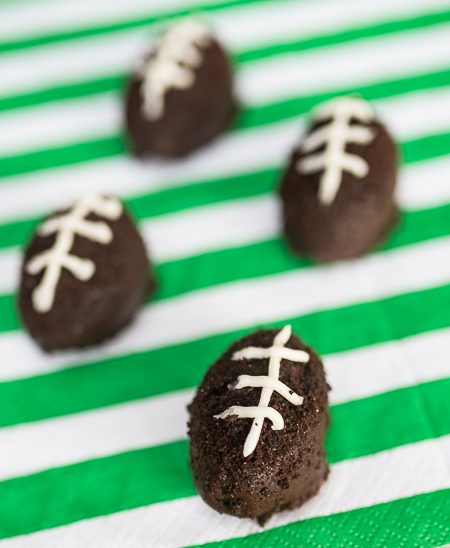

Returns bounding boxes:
[26,194,122,314]
[235,375,304,405]
[215,324,309,457]
[215,405,284,431]
[297,96,376,205]
[140,18,211,120]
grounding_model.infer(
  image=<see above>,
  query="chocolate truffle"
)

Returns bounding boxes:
[125,18,236,158]
[18,194,154,351]
[280,96,398,262]
[189,325,329,524]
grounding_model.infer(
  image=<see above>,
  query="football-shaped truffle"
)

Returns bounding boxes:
[280,96,398,262]
[188,325,329,524]
[125,18,236,158]
[18,194,154,351]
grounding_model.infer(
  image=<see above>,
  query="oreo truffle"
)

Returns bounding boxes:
[189,325,329,524]
[18,194,154,351]
[280,96,398,262]
[125,18,236,158]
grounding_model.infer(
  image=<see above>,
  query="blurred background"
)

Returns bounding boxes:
[0,0,449,546]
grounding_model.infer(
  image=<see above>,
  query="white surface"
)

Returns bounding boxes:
[2,436,449,547]
[0,235,450,381]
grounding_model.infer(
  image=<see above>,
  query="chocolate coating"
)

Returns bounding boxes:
[280,112,398,262]
[18,199,155,351]
[188,328,329,524]
[125,35,236,158]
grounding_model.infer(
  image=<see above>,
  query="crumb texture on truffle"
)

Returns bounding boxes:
[189,326,330,524]
[280,96,398,262]
[19,195,154,351]
[125,18,236,158]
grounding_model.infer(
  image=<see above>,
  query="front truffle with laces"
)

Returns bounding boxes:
[125,17,236,158]
[279,96,398,262]
[188,325,330,524]
[18,194,155,351]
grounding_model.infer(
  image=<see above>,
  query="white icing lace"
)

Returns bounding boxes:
[140,18,211,120]
[215,325,309,457]
[297,96,376,205]
[26,194,122,313]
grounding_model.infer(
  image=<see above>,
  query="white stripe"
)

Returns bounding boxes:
[0,0,448,49]
[0,142,448,297]
[0,390,192,482]
[0,94,120,155]
[0,123,288,223]
[145,195,278,263]
[0,235,450,382]
[0,85,449,224]
[1,0,448,99]
[0,326,449,482]
[239,24,450,105]
[0,196,279,295]
[2,436,449,547]
[0,248,20,295]
[217,0,450,52]
[0,0,209,43]
[1,68,450,160]
[1,0,447,51]
[326,327,450,405]
[398,155,450,209]
[0,141,448,295]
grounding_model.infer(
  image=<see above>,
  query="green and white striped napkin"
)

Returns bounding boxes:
[0,0,449,546]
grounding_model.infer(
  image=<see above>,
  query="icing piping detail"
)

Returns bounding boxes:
[215,325,309,457]
[297,96,376,205]
[140,18,211,120]
[26,194,122,313]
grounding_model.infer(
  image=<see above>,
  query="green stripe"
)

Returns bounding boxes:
[0,0,271,55]
[2,67,450,179]
[1,8,450,114]
[0,294,19,332]
[0,167,276,250]
[2,281,450,428]
[0,111,450,254]
[196,489,450,548]
[0,377,448,539]
[156,201,450,302]
[0,129,446,338]
[3,199,450,335]
[0,136,124,179]
[236,9,450,64]
[0,75,123,113]
[238,70,450,130]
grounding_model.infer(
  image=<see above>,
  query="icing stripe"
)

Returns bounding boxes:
[214,325,309,457]
[25,195,122,313]
[216,405,285,430]
[216,325,308,456]
[140,18,211,119]
[235,375,304,405]
[298,96,376,204]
